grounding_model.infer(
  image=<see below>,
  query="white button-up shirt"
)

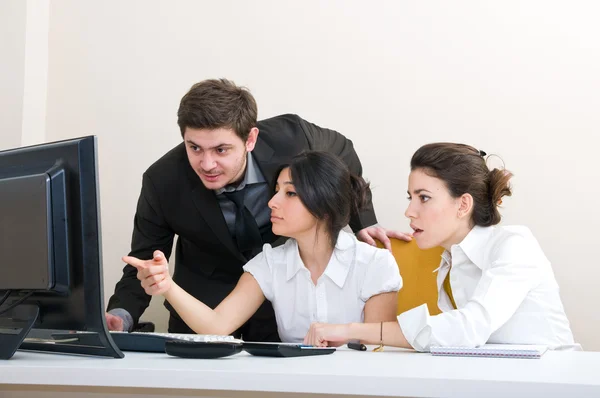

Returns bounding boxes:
[244,231,402,343]
[397,225,577,351]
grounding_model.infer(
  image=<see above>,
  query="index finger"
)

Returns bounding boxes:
[122,255,149,269]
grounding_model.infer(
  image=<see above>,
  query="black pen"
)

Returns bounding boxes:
[347,341,367,351]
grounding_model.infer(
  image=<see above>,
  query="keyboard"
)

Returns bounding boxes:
[47,331,241,353]
[109,331,242,353]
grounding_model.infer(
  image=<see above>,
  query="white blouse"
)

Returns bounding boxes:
[398,225,578,351]
[243,231,402,343]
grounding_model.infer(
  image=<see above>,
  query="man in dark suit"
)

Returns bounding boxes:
[105,78,410,341]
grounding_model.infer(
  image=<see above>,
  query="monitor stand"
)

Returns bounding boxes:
[1,304,124,359]
[0,304,39,359]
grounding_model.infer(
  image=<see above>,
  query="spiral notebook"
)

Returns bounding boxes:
[430,344,548,359]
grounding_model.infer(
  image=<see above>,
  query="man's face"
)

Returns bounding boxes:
[183,127,258,190]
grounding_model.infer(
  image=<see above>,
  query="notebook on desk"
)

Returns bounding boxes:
[430,344,548,359]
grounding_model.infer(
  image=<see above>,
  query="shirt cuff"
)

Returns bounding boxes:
[108,308,134,332]
[397,304,433,352]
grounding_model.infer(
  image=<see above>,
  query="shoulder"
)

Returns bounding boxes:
[339,232,401,296]
[254,114,310,155]
[337,231,397,270]
[144,142,187,182]
[256,113,338,141]
[256,114,304,136]
[262,239,297,263]
[244,239,296,271]
[485,226,548,267]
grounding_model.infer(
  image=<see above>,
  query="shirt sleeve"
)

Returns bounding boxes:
[295,115,377,230]
[242,244,275,301]
[359,249,403,302]
[397,234,542,352]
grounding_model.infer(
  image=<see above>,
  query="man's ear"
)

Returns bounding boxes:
[245,127,259,152]
[457,193,474,219]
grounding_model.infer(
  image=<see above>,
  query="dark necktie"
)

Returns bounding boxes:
[223,189,263,256]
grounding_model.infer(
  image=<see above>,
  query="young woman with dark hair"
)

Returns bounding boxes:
[125,151,402,342]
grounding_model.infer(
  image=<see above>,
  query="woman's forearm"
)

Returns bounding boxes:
[350,321,412,349]
[163,283,231,335]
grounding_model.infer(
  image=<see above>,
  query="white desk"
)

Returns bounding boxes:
[0,346,599,398]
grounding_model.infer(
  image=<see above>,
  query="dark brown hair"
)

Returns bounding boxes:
[410,143,512,227]
[275,151,370,248]
[177,78,257,141]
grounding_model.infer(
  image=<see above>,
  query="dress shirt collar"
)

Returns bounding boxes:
[285,231,355,287]
[438,226,494,272]
[215,151,266,195]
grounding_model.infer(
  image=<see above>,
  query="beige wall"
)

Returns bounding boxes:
[0,0,49,150]
[40,1,600,348]
[0,0,26,150]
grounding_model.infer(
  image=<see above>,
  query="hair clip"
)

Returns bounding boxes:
[479,150,487,157]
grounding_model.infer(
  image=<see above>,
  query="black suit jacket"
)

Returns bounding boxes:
[106,114,378,337]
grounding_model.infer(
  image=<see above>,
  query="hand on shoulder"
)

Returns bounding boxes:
[356,224,412,251]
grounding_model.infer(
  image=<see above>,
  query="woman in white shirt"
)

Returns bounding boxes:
[125,151,402,342]
[305,143,577,351]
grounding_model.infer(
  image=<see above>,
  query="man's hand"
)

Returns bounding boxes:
[356,224,412,251]
[123,250,172,296]
[105,313,124,331]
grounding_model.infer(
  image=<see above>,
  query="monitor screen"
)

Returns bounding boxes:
[0,136,122,359]
[0,173,54,290]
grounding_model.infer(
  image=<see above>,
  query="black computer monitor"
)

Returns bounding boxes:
[0,136,123,359]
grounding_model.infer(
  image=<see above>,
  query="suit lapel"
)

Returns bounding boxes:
[183,158,245,262]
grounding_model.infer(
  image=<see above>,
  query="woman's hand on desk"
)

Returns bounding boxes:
[304,323,351,347]
[123,250,172,295]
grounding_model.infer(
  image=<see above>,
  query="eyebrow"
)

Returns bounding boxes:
[407,189,432,195]
[275,181,294,186]
[185,139,233,150]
